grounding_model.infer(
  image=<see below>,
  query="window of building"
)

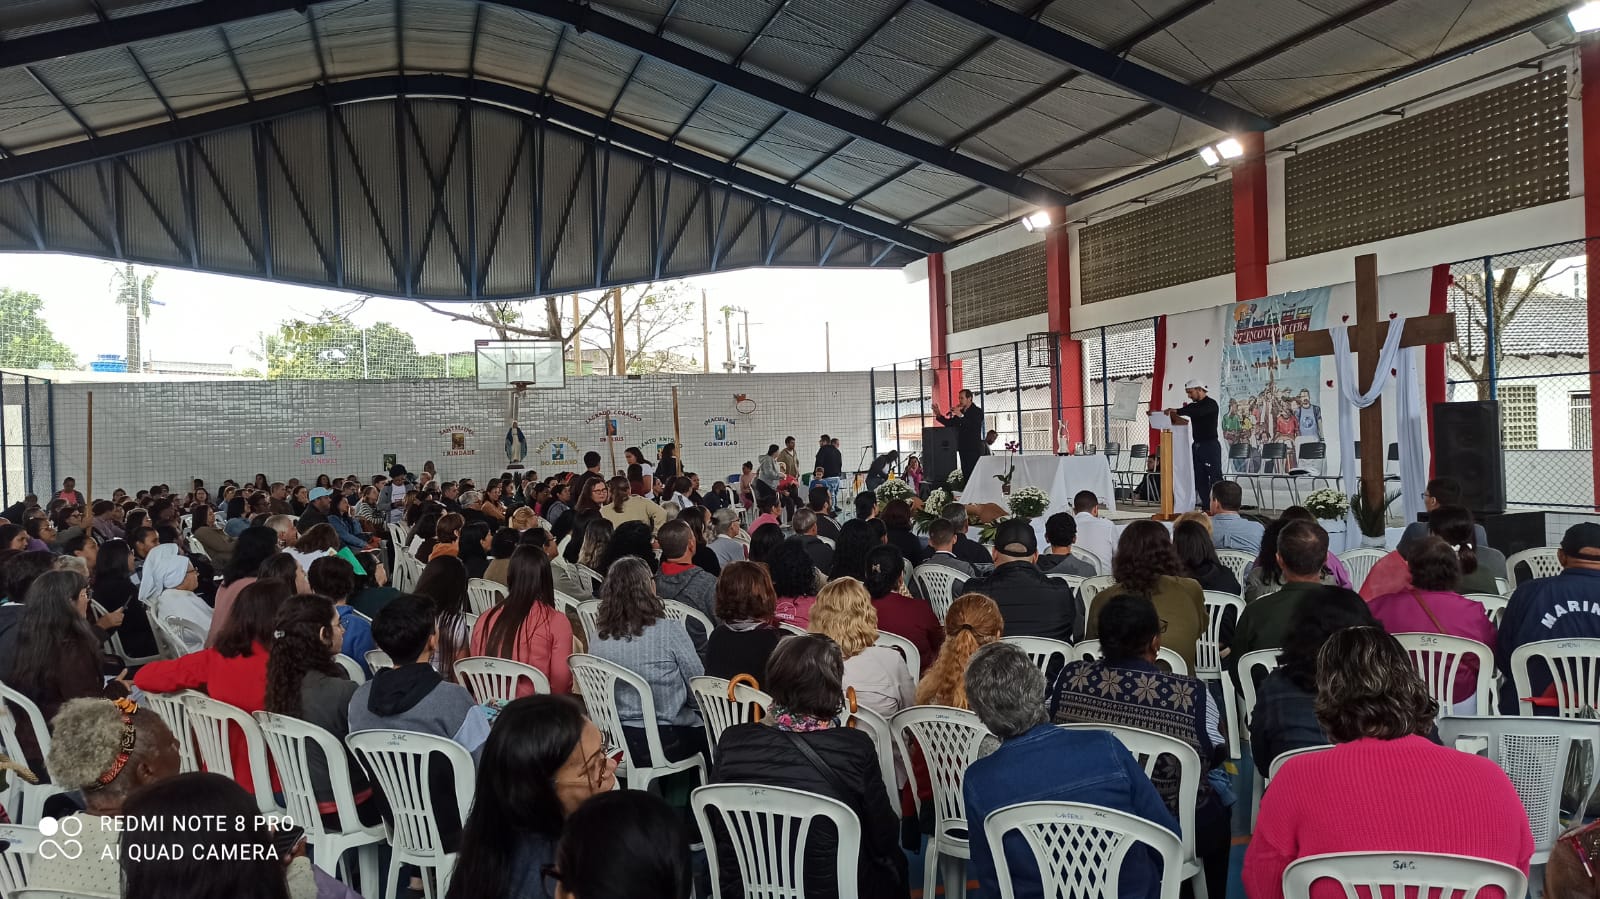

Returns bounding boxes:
[1500,384,1538,450]
[1572,393,1591,451]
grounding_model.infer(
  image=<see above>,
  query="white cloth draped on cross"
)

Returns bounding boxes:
[1328,316,1428,536]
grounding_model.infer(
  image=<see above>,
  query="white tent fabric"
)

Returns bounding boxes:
[1329,318,1427,536]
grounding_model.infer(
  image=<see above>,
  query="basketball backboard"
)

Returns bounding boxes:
[475,340,565,390]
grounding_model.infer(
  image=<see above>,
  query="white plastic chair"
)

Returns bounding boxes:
[1001,635,1073,680]
[984,801,1184,899]
[689,676,771,762]
[465,578,508,615]
[1079,575,1117,623]
[1507,547,1563,589]
[0,684,63,826]
[1216,551,1255,590]
[846,705,900,811]
[1073,640,1189,675]
[893,706,990,899]
[333,654,366,684]
[874,630,921,681]
[692,784,861,899]
[1058,723,1207,899]
[1335,548,1387,591]
[1495,577,1510,596]
[1233,647,1282,829]
[145,608,189,660]
[1282,851,1527,899]
[1437,715,1600,865]
[1510,638,1600,718]
[364,649,395,672]
[569,654,707,795]
[577,564,604,594]
[1464,593,1508,628]
[553,590,583,616]
[912,564,962,620]
[454,656,550,703]
[254,712,384,892]
[141,690,200,773]
[345,730,476,899]
[1393,633,1494,715]
[778,622,808,637]
[89,599,161,667]
[1199,590,1245,757]
[182,693,279,814]
[663,599,715,643]
[386,521,410,551]
[1074,547,1105,576]
[1265,743,1333,782]
[0,823,38,896]
[576,600,601,645]
[1045,572,1085,593]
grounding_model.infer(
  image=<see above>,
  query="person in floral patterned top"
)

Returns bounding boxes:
[1050,593,1233,899]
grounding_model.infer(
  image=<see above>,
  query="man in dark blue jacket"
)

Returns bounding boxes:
[1496,522,1600,714]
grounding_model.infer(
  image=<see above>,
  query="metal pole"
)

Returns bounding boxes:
[47,379,54,498]
[742,309,752,372]
[1482,256,1498,401]
[701,290,710,373]
[917,361,926,449]
[362,329,369,378]
[86,390,92,505]
[21,376,32,498]
[869,367,879,460]
[1,375,8,504]
[573,293,584,376]
[1013,341,1024,453]
[892,363,901,455]
[825,322,831,373]
[1101,327,1111,448]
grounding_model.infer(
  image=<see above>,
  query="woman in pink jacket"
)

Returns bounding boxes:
[469,546,573,695]
[1366,536,1497,713]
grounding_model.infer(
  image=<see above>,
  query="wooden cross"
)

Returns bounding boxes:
[1292,253,1457,513]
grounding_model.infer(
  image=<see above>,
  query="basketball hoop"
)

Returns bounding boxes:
[510,380,532,393]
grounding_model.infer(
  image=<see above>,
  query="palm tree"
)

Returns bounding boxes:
[111,264,156,373]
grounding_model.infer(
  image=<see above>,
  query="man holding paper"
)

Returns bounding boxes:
[1165,379,1222,510]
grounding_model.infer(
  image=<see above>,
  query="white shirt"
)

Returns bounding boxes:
[1075,511,1118,569]
[154,588,214,653]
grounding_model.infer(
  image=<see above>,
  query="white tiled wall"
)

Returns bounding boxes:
[49,373,873,496]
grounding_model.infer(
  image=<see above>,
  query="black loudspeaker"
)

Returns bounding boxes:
[1432,401,1506,517]
[922,428,959,489]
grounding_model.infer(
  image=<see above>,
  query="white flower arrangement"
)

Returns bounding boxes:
[1304,488,1350,520]
[875,478,915,507]
[945,469,966,489]
[1008,486,1050,520]
[924,488,952,516]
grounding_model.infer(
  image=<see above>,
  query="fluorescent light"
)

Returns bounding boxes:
[1570,1,1600,33]
[1198,145,1220,166]
[1026,210,1052,231]
[1217,137,1245,159]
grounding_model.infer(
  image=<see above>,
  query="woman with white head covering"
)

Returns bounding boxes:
[139,543,211,653]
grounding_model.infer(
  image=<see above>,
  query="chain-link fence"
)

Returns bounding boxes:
[0,372,55,507]
[1448,240,1592,509]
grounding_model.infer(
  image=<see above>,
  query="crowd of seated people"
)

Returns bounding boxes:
[1,452,1587,899]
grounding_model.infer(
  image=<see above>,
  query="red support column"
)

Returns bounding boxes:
[1583,39,1600,509]
[927,252,956,409]
[1231,131,1269,302]
[1046,216,1084,452]
[1425,263,1451,478]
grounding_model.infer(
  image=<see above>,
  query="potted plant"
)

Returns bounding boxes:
[1304,488,1352,553]
[874,479,914,509]
[945,469,966,492]
[913,488,954,533]
[1008,486,1050,522]
[1349,490,1400,548]
[995,457,1016,496]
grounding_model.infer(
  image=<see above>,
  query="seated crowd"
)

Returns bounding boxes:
[0,454,1587,899]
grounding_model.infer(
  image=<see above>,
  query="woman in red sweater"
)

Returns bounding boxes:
[470,546,574,695]
[1246,627,1533,899]
[862,545,942,673]
[134,578,293,797]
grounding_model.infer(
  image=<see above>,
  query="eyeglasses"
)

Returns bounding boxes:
[540,865,565,896]
[1563,822,1600,877]
[1159,619,1169,634]
[558,737,621,790]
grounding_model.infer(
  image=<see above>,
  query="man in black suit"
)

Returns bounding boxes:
[934,389,986,482]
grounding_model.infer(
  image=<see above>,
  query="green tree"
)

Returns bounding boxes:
[0,288,77,371]
[259,313,472,379]
[111,264,157,373]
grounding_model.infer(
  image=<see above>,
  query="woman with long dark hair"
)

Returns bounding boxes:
[445,695,617,899]
[1173,519,1242,594]
[1085,519,1207,672]
[415,555,472,682]
[770,539,821,627]
[212,525,283,641]
[120,773,293,899]
[863,545,941,672]
[747,522,785,567]
[470,547,574,695]
[656,442,680,483]
[93,537,157,658]
[596,520,658,577]
[829,519,878,583]
[1245,507,1353,600]
[191,502,235,567]
[4,570,128,773]
[1359,504,1502,600]
[457,521,493,579]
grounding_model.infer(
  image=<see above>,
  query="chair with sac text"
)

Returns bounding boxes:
[1393,633,1495,716]
[454,656,551,704]
[983,801,1183,899]
[181,693,279,815]
[688,677,771,763]
[1282,852,1526,899]
[893,706,990,899]
[569,654,706,796]
[345,730,476,899]
[692,783,861,899]
[1510,639,1600,718]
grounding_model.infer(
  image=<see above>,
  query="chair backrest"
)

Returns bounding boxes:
[1079,575,1116,614]
[577,564,604,594]
[777,622,808,637]
[0,683,51,775]
[575,600,602,645]
[1216,551,1255,590]
[455,656,551,703]
[254,712,369,839]
[689,677,771,761]
[0,823,38,897]
[874,630,921,682]
[1073,640,1189,676]
[1463,593,1508,628]
[1335,548,1387,591]
[1437,715,1600,861]
[1510,639,1600,717]
[1507,547,1563,589]
[344,730,475,862]
[1393,633,1494,714]
[140,690,199,772]
[662,599,714,644]
[1298,442,1327,462]
[386,522,408,547]
[1199,591,1244,674]
[333,654,366,684]
[181,693,277,813]
[569,653,671,782]
[1235,648,1283,728]
[1074,548,1105,576]
[911,564,962,621]
[1001,636,1073,679]
[983,801,1183,899]
[691,784,861,899]
[1059,723,1199,860]
[553,590,582,616]
[1045,573,1085,593]
[1130,444,1150,459]
[364,649,395,672]
[145,608,189,660]
[845,705,900,811]
[465,578,508,616]
[1282,852,1527,899]
[1266,744,1333,782]
[891,706,989,829]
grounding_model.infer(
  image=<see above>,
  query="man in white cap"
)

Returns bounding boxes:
[1166,379,1222,510]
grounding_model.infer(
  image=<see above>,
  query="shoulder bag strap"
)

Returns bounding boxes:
[1409,589,1447,634]
[783,730,854,797]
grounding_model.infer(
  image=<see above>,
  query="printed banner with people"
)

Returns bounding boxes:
[1220,286,1330,474]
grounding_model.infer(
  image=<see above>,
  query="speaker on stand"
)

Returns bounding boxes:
[921,428,959,494]
[1431,401,1506,517]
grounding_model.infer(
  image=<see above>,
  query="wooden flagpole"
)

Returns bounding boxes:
[671,387,683,475]
[86,391,93,504]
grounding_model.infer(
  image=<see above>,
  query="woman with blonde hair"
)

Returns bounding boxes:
[808,577,913,721]
[915,594,1003,708]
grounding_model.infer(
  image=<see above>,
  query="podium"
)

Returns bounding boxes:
[1148,413,1193,519]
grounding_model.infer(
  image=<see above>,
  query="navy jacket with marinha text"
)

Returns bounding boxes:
[1496,567,1600,714]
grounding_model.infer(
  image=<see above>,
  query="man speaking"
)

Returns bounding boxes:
[1166,379,1221,510]
[934,389,986,482]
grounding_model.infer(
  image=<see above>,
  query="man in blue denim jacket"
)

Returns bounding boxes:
[963,643,1179,899]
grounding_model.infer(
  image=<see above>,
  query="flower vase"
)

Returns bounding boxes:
[1318,518,1349,554]
[1360,534,1386,549]
[1002,482,1011,496]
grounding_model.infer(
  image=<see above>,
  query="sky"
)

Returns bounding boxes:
[0,252,931,374]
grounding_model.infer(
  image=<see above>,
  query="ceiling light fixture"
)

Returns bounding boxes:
[1019,210,1053,232]
[1570,1,1600,33]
